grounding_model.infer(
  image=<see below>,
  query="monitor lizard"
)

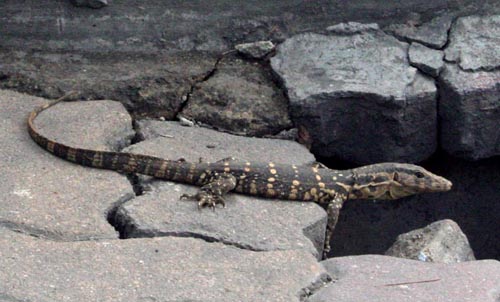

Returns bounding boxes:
[28,94,452,257]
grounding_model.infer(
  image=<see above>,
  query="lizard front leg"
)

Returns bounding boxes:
[323,193,347,259]
[180,174,237,209]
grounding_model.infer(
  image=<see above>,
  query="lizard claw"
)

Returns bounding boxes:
[197,194,225,210]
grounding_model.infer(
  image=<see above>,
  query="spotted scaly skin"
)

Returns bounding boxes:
[28,94,453,257]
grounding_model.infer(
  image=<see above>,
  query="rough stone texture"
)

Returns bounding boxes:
[445,15,500,71]
[439,63,500,160]
[181,58,292,136]
[118,120,326,257]
[309,255,500,302]
[114,181,327,259]
[0,90,134,240]
[235,41,275,59]
[70,0,108,9]
[1,1,496,53]
[0,50,216,119]
[326,22,379,34]
[409,42,444,77]
[385,219,476,263]
[271,31,437,164]
[0,227,329,302]
[384,13,454,49]
[328,155,500,261]
[134,120,315,165]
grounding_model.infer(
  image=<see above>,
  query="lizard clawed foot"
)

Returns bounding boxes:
[180,191,226,210]
[179,174,236,211]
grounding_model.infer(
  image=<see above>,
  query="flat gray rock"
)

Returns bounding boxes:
[134,120,314,165]
[385,219,476,263]
[439,63,500,160]
[0,90,134,240]
[0,50,215,119]
[115,182,327,258]
[309,255,500,302]
[118,120,326,257]
[409,42,444,77]
[384,14,454,48]
[0,227,329,301]
[445,15,500,71]
[181,57,292,136]
[235,40,275,59]
[271,31,437,164]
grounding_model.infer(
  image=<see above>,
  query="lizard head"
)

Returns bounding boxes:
[348,163,452,200]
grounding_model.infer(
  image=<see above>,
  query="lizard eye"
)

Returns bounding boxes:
[415,172,425,178]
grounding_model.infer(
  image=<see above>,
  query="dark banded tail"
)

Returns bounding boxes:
[27,93,207,185]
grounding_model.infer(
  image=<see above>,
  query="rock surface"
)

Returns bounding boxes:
[271,31,437,164]
[1,1,495,53]
[309,255,500,302]
[0,90,134,240]
[0,50,216,119]
[117,120,326,258]
[438,63,500,160]
[384,13,454,48]
[115,181,327,258]
[445,15,500,71]
[385,219,476,263]
[181,57,292,136]
[235,41,275,59]
[325,22,379,34]
[0,227,329,302]
[134,120,314,165]
[409,42,444,77]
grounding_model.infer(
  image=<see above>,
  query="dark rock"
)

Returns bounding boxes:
[385,219,476,263]
[264,127,299,140]
[181,58,292,137]
[0,227,329,301]
[70,0,108,9]
[445,15,500,71]
[409,42,444,77]
[326,22,379,35]
[235,41,275,59]
[1,1,496,53]
[384,13,454,49]
[327,155,500,260]
[0,50,216,119]
[439,63,500,160]
[310,255,500,302]
[0,90,134,240]
[271,31,437,164]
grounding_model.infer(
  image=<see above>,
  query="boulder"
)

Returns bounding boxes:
[439,64,500,160]
[181,58,292,137]
[384,14,454,49]
[385,219,476,263]
[445,15,500,71]
[271,31,437,164]
[408,42,444,77]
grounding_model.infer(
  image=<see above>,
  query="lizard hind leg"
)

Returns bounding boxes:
[180,174,237,210]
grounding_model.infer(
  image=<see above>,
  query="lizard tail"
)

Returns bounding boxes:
[27,92,203,184]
